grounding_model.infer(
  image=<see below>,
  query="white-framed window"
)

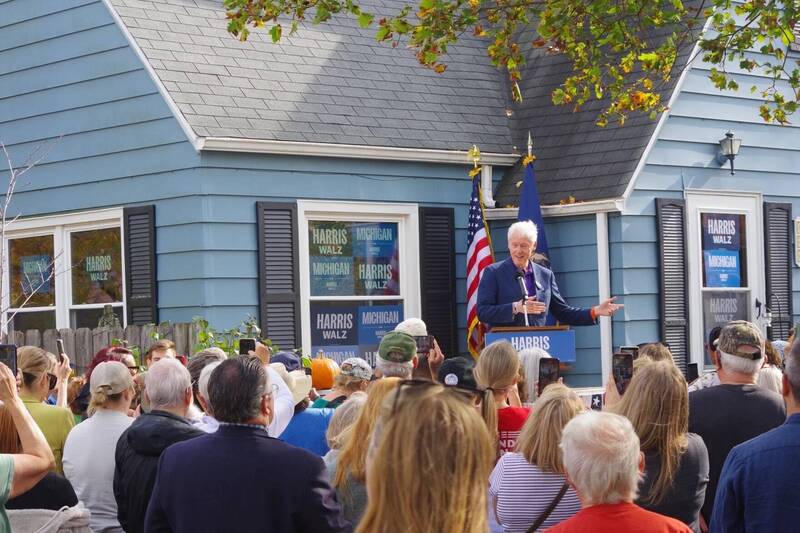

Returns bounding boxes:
[685,191,765,367]
[297,200,421,364]
[2,208,125,333]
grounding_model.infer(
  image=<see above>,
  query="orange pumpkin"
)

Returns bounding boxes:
[311,352,340,390]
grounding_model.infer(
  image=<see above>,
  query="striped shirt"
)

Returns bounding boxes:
[489,452,581,532]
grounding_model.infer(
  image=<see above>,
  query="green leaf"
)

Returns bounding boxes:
[420,0,434,9]
[358,12,374,28]
[269,24,282,42]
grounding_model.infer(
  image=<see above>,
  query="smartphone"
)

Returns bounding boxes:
[239,338,256,356]
[619,345,640,360]
[56,339,66,364]
[687,363,699,383]
[0,345,17,376]
[538,357,560,395]
[612,352,634,396]
[413,335,434,354]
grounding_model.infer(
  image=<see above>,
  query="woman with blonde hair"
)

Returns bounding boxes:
[357,381,494,533]
[610,360,709,532]
[330,377,401,525]
[489,384,583,532]
[475,341,530,455]
[312,357,372,409]
[63,361,135,532]
[517,347,553,403]
[17,346,75,474]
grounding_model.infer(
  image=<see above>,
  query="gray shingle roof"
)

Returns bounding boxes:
[495,25,693,205]
[108,0,513,153]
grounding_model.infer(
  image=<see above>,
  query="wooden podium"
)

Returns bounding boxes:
[485,326,577,362]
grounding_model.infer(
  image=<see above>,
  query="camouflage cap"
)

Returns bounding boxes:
[716,321,763,360]
[378,331,417,363]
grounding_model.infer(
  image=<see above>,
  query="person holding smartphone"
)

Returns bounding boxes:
[17,347,75,475]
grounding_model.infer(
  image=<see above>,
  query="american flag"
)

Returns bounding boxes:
[466,175,494,358]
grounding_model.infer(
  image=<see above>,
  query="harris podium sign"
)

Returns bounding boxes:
[485,327,577,363]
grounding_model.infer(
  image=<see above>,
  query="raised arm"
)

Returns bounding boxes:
[0,363,55,498]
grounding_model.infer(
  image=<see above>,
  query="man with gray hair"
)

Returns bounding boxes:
[477,220,622,329]
[374,330,418,379]
[114,358,203,533]
[711,337,800,531]
[689,320,785,524]
[548,411,691,532]
[145,356,348,532]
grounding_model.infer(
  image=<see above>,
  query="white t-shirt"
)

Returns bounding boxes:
[63,409,133,533]
[489,452,581,532]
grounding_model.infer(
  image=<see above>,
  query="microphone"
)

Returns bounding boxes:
[516,270,529,326]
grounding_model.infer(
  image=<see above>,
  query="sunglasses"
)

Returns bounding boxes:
[390,379,487,417]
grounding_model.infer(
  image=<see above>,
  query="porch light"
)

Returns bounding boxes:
[716,131,742,175]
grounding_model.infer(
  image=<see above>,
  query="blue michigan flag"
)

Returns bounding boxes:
[518,158,550,265]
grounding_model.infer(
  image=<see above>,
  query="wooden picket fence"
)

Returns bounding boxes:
[4,323,200,375]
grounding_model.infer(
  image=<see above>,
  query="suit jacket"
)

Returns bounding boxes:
[476,257,594,329]
[144,425,350,533]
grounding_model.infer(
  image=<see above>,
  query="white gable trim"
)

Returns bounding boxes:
[485,198,624,219]
[198,137,520,166]
[620,16,714,211]
[102,0,202,151]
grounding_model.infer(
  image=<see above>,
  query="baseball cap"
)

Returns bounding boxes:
[270,351,301,372]
[378,331,417,363]
[438,357,477,389]
[90,361,134,395]
[341,357,372,381]
[716,321,763,360]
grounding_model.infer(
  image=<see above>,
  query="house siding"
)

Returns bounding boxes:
[617,45,800,354]
[489,215,601,387]
[0,0,505,343]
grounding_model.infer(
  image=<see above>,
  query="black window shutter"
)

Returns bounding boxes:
[257,202,300,350]
[764,202,794,341]
[123,205,157,325]
[656,199,689,373]
[419,207,458,357]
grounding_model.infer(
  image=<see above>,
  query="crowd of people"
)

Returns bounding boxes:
[0,316,797,532]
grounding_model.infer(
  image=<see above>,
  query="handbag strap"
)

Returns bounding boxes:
[526,482,570,533]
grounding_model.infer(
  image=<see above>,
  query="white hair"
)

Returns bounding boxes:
[376,358,413,379]
[560,411,642,506]
[517,347,551,401]
[198,361,223,413]
[144,358,192,410]
[394,318,427,337]
[508,220,538,245]
[719,350,763,376]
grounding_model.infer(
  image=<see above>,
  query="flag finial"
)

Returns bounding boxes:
[527,132,533,157]
[468,145,482,177]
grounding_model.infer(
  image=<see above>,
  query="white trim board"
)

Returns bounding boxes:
[486,198,624,219]
[596,212,612,384]
[199,137,520,166]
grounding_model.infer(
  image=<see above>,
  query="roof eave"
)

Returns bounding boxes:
[485,198,624,219]
[198,137,520,166]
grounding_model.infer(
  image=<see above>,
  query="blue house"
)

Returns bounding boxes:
[1,0,798,386]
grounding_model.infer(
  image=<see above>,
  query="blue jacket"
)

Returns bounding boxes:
[710,413,800,533]
[144,425,350,533]
[280,408,334,456]
[476,258,594,329]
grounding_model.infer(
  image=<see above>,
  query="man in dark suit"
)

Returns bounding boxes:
[144,356,349,533]
[477,220,622,329]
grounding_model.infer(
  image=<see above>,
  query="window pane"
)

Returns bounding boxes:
[10,310,56,334]
[701,213,748,288]
[70,306,124,329]
[71,227,123,304]
[309,221,399,297]
[9,235,56,308]
[310,300,403,366]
